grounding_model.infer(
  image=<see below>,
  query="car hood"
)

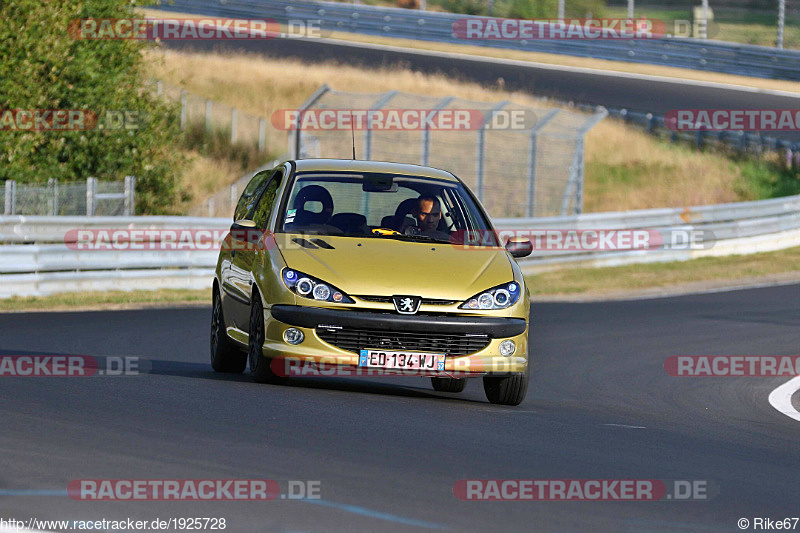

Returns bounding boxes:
[277,234,513,300]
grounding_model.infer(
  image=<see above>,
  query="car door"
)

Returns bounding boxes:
[225,168,284,331]
[221,168,278,330]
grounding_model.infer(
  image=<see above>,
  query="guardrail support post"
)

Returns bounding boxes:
[86,177,97,216]
[4,180,15,215]
[777,0,785,49]
[124,176,135,216]
[48,178,58,216]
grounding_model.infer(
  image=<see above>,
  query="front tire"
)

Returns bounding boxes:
[210,287,247,373]
[248,295,280,384]
[483,366,529,406]
[431,377,467,393]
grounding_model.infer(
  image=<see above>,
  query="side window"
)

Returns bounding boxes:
[234,169,273,222]
[252,171,283,230]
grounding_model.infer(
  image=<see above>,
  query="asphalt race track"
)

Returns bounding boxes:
[1,283,799,532]
[163,36,800,144]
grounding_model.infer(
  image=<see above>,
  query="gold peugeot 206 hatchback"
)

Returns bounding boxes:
[211,159,533,405]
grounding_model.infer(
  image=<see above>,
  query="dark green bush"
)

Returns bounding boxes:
[0,0,184,214]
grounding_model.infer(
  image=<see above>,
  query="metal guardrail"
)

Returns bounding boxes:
[155,0,800,81]
[590,106,800,153]
[2,191,800,296]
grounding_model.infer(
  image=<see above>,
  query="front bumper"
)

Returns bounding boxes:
[261,305,529,375]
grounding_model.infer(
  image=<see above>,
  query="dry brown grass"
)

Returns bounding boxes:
[583,120,749,211]
[178,150,246,212]
[148,48,759,212]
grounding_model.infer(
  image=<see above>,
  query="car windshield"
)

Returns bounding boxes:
[276,171,498,246]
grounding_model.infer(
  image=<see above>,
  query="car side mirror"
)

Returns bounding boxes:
[506,237,533,258]
[230,219,261,244]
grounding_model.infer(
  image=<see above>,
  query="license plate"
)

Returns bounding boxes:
[358,349,445,371]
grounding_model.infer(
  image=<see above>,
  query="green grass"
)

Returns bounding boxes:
[0,289,210,312]
[734,156,800,200]
[606,6,800,48]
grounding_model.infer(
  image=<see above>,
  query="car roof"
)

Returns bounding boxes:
[291,159,459,182]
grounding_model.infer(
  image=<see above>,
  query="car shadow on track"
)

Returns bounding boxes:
[0,349,487,403]
[140,358,485,403]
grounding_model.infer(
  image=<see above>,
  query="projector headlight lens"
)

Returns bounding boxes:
[312,283,331,301]
[460,281,522,310]
[296,277,314,296]
[281,268,354,304]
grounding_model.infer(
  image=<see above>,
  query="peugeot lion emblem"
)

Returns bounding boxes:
[393,295,422,315]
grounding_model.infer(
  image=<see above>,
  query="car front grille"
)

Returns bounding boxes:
[316,326,490,356]
[355,295,458,305]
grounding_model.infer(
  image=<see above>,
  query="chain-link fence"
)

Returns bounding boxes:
[187,163,279,218]
[2,177,135,216]
[289,86,606,217]
[151,80,281,155]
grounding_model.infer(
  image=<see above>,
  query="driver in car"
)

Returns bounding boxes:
[410,196,451,241]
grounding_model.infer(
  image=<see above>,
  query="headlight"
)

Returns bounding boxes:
[282,268,354,303]
[460,281,521,310]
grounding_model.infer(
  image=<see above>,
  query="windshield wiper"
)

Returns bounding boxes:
[381,233,452,244]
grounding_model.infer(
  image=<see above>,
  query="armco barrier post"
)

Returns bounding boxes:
[48,178,58,216]
[124,176,136,216]
[86,177,97,216]
[4,180,15,215]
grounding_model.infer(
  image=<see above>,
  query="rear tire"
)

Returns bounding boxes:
[431,377,467,393]
[248,295,280,384]
[483,366,529,406]
[210,287,247,373]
